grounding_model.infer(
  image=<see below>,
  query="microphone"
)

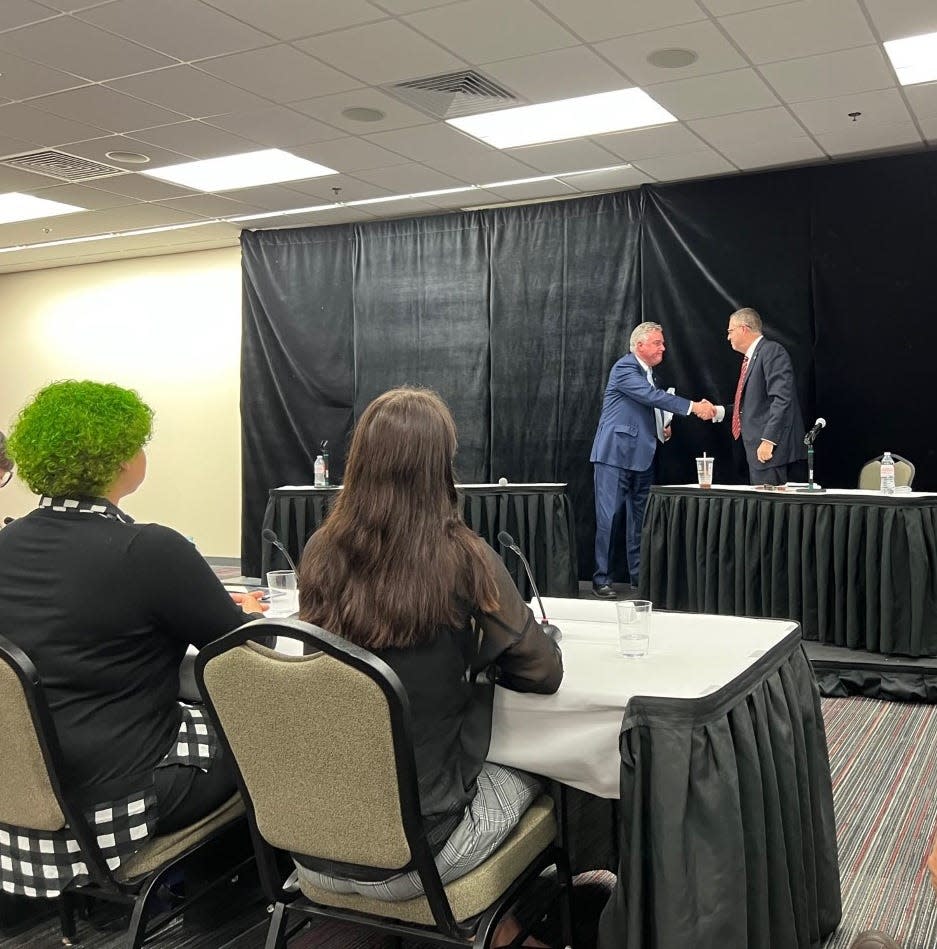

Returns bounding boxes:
[804,417,826,444]
[262,528,298,574]
[497,531,561,643]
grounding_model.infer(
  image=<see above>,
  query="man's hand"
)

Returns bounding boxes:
[756,439,775,463]
[230,590,269,614]
[691,399,716,421]
[662,425,672,442]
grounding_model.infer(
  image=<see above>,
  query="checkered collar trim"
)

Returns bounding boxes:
[38,496,133,523]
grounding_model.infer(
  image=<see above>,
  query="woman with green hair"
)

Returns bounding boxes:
[0,379,263,901]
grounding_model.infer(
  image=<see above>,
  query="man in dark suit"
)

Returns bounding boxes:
[713,307,806,485]
[590,322,715,599]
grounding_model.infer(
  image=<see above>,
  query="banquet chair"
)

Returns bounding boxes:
[195,617,573,949]
[0,633,251,948]
[857,453,915,490]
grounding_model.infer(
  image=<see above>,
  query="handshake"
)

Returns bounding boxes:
[690,398,718,421]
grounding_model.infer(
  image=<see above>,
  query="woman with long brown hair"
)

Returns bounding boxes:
[297,386,563,902]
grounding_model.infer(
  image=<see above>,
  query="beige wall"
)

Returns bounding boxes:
[0,246,244,558]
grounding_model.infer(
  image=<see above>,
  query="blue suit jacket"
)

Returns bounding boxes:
[590,354,692,472]
[732,338,806,469]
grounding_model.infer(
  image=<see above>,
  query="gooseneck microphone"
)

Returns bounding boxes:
[804,417,826,445]
[262,528,298,574]
[497,530,561,643]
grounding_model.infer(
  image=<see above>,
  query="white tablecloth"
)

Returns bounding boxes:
[487,598,797,799]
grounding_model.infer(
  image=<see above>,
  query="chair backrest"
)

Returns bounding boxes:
[858,453,916,490]
[0,634,124,890]
[197,620,431,879]
[0,636,67,832]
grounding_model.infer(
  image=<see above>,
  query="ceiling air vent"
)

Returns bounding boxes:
[385,70,521,119]
[1,150,128,182]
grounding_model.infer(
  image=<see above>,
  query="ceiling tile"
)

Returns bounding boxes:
[699,0,797,14]
[904,81,937,121]
[484,177,578,200]
[110,67,271,119]
[204,107,344,148]
[0,164,62,192]
[0,0,58,30]
[717,136,824,168]
[0,102,109,147]
[631,147,736,180]
[596,20,747,86]
[814,121,923,156]
[790,87,914,135]
[405,0,578,64]
[760,46,897,104]
[31,182,139,210]
[201,0,385,40]
[78,0,270,60]
[30,85,185,133]
[559,165,653,191]
[864,0,937,43]
[370,0,462,12]
[920,115,937,143]
[352,162,468,192]
[132,120,256,159]
[363,123,474,161]
[538,0,706,43]
[483,46,627,102]
[295,20,464,85]
[0,133,39,159]
[284,175,393,201]
[425,187,500,209]
[58,134,190,169]
[594,122,711,160]
[31,0,122,11]
[196,45,361,103]
[83,172,196,200]
[719,0,876,64]
[211,183,316,210]
[291,137,413,173]
[0,17,174,82]
[289,87,433,135]
[648,68,778,119]
[425,148,539,183]
[689,106,806,146]
[154,193,263,218]
[504,139,622,174]
[0,51,87,101]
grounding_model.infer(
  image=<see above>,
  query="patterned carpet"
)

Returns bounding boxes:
[821,697,937,948]
[4,696,937,948]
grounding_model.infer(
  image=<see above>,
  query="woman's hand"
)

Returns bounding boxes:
[230,590,268,614]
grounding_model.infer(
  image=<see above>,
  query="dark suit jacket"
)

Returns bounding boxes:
[731,337,806,469]
[590,353,691,472]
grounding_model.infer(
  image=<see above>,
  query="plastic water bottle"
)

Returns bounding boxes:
[314,454,326,486]
[880,451,896,495]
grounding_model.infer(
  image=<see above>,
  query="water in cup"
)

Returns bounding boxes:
[696,455,714,489]
[616,599,651,658]
[266,570,299,617]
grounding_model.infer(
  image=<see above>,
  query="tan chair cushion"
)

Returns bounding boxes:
[0,660,65,831]
[202,645,411,869]
[296,796,556,925]
[858,459,914,491]
[115,793,245,882]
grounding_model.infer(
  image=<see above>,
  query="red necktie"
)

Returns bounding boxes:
[731,356,749,440]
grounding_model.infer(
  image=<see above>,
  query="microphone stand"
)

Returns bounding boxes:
[497,531,562,643]
[796,431,826,493]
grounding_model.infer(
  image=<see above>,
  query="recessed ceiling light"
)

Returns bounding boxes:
[0,192,85,225]
[447,88,677,149]
[884,31,937,85]
[105,150,150,164]
[142,148,338,192]
[341,107,386,122]
[647,48,698,69]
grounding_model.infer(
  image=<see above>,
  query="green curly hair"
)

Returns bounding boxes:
[7,380,154,497]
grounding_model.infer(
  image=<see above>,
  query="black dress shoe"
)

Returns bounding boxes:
[592,583,618,600]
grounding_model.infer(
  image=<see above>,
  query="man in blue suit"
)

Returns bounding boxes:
[590,322,715,599]
[713,307,806,485]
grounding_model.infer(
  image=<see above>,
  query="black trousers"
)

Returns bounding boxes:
[154,748,237,834]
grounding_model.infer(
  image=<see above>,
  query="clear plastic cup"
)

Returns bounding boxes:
[616,600,651,658]
[265,570,298,617]
[696,456,714,489]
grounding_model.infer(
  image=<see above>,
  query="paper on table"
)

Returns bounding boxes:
[662,386,675,428]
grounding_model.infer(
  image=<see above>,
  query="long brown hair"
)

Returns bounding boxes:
[298,387,499,648]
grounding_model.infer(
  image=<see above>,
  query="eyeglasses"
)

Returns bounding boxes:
[0,469,12,488]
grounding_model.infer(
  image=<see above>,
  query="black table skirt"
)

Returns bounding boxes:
[599,631,841,949]
[640,487,937,657]
[261,485,578,599]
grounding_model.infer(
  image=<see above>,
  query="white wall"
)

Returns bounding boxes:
[0,246,244,557]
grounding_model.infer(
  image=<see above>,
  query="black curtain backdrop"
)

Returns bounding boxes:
[241,148,937,578]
